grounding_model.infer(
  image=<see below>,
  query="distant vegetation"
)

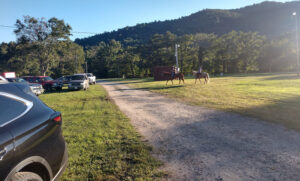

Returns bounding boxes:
[75,1,300,47]
[0,16,84,78]
[80,1,300,78]
[85,30,295,78]
[0,1,299,78]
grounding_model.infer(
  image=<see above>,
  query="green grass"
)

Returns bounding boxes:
[113,73,300,131]
[39,85,164,181]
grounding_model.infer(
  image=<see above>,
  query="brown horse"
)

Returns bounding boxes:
[192,71,210,84]
[164,72,185,85]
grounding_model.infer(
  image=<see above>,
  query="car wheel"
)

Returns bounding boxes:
[93,81,96,84]
[11,172,43,181]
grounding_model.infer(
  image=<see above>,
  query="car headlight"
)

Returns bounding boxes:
[80,82,84,85]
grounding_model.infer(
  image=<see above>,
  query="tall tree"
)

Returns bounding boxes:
[14,16,72,76]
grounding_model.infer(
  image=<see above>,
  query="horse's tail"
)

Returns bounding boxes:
[207,73,210,82]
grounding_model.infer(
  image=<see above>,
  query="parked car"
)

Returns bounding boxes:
[6,78,44,96]
[68,74,89,90]
[22,76,62,91]
[1,72,16,79]
[85,73,96,84]
[55,76,72,87]
[0,82,67,181]
[0,75,7,81]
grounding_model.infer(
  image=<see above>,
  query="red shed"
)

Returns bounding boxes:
[153,66,172,81]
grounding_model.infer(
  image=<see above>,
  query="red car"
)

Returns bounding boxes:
[22,76,62,91]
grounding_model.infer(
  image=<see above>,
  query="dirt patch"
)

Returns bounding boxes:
[99,80,300,181]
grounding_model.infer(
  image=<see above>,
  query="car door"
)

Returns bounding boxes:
[0,92,20,180]
[0,127,14,179]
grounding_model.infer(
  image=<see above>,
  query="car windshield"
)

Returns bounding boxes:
[87,73,93,77]
[44,77,53,81]
[71,75,85,80]
[16,78,27,83]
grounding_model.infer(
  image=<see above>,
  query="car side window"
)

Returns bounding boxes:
[0,93,33,127]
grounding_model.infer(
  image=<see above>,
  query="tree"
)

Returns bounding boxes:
[13,16,72,76]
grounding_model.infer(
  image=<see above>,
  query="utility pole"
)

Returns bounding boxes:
[85,61,88,73]
[293,12,300,76]
[175,44,180,72]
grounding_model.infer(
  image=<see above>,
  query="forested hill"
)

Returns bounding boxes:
[75,1,300,47]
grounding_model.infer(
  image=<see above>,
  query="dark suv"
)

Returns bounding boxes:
[0,81,67,181]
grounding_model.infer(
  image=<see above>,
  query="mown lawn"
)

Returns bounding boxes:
[115,73,300,130]
[39,85,164,181]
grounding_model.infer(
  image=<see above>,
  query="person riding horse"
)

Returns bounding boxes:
[197,65,202,75]
[171,66,176,79]
[166,66,184,85]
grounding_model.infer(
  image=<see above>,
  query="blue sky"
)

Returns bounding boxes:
[0,0,289,43]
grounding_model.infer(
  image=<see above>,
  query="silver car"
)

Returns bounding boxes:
[6,78,44,96]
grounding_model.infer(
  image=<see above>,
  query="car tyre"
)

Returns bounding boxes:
[11,172,43,181]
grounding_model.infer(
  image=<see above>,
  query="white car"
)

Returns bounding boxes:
[68,74,89,91]
[86,73,96,84]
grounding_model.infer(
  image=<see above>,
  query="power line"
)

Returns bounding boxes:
[0,25,15,28]
[0,24,98,34]
[72,31,98,34]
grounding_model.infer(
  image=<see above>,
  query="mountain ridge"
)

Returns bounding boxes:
[75,1,300,47]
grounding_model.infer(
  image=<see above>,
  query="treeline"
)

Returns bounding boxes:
[86,31,296,78]
[0,16,84,78]
[0,16,297,78]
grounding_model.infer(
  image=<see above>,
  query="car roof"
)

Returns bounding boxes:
[22,76,49,78]
[0,76,8,82]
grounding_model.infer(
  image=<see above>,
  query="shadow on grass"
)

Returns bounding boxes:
[42,87,89,94]
[234,95,300,131]
[262,74,300,81]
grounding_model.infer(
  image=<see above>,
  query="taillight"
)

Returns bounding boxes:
[51,112,62,124]
[53,115,62,122]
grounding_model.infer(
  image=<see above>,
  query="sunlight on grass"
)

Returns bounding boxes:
[120,73,300,130]
[40,85,164,180]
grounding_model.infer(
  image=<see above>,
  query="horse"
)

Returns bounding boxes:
[164,72,185,85]
[192,71,210,84]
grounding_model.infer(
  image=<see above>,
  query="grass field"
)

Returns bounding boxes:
[113,73,300,131]
[39,85,164,181]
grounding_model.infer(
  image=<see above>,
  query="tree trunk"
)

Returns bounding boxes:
[130,62,135,77]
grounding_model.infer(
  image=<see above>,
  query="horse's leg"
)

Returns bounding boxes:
[199,78,202,84]
[195,78,197,84]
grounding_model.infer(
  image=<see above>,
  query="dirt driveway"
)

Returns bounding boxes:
[99,81,300,181]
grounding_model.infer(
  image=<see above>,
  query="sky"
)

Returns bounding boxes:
[0,0,290,43]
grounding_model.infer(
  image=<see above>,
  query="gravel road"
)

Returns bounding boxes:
[99,81,300,181]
